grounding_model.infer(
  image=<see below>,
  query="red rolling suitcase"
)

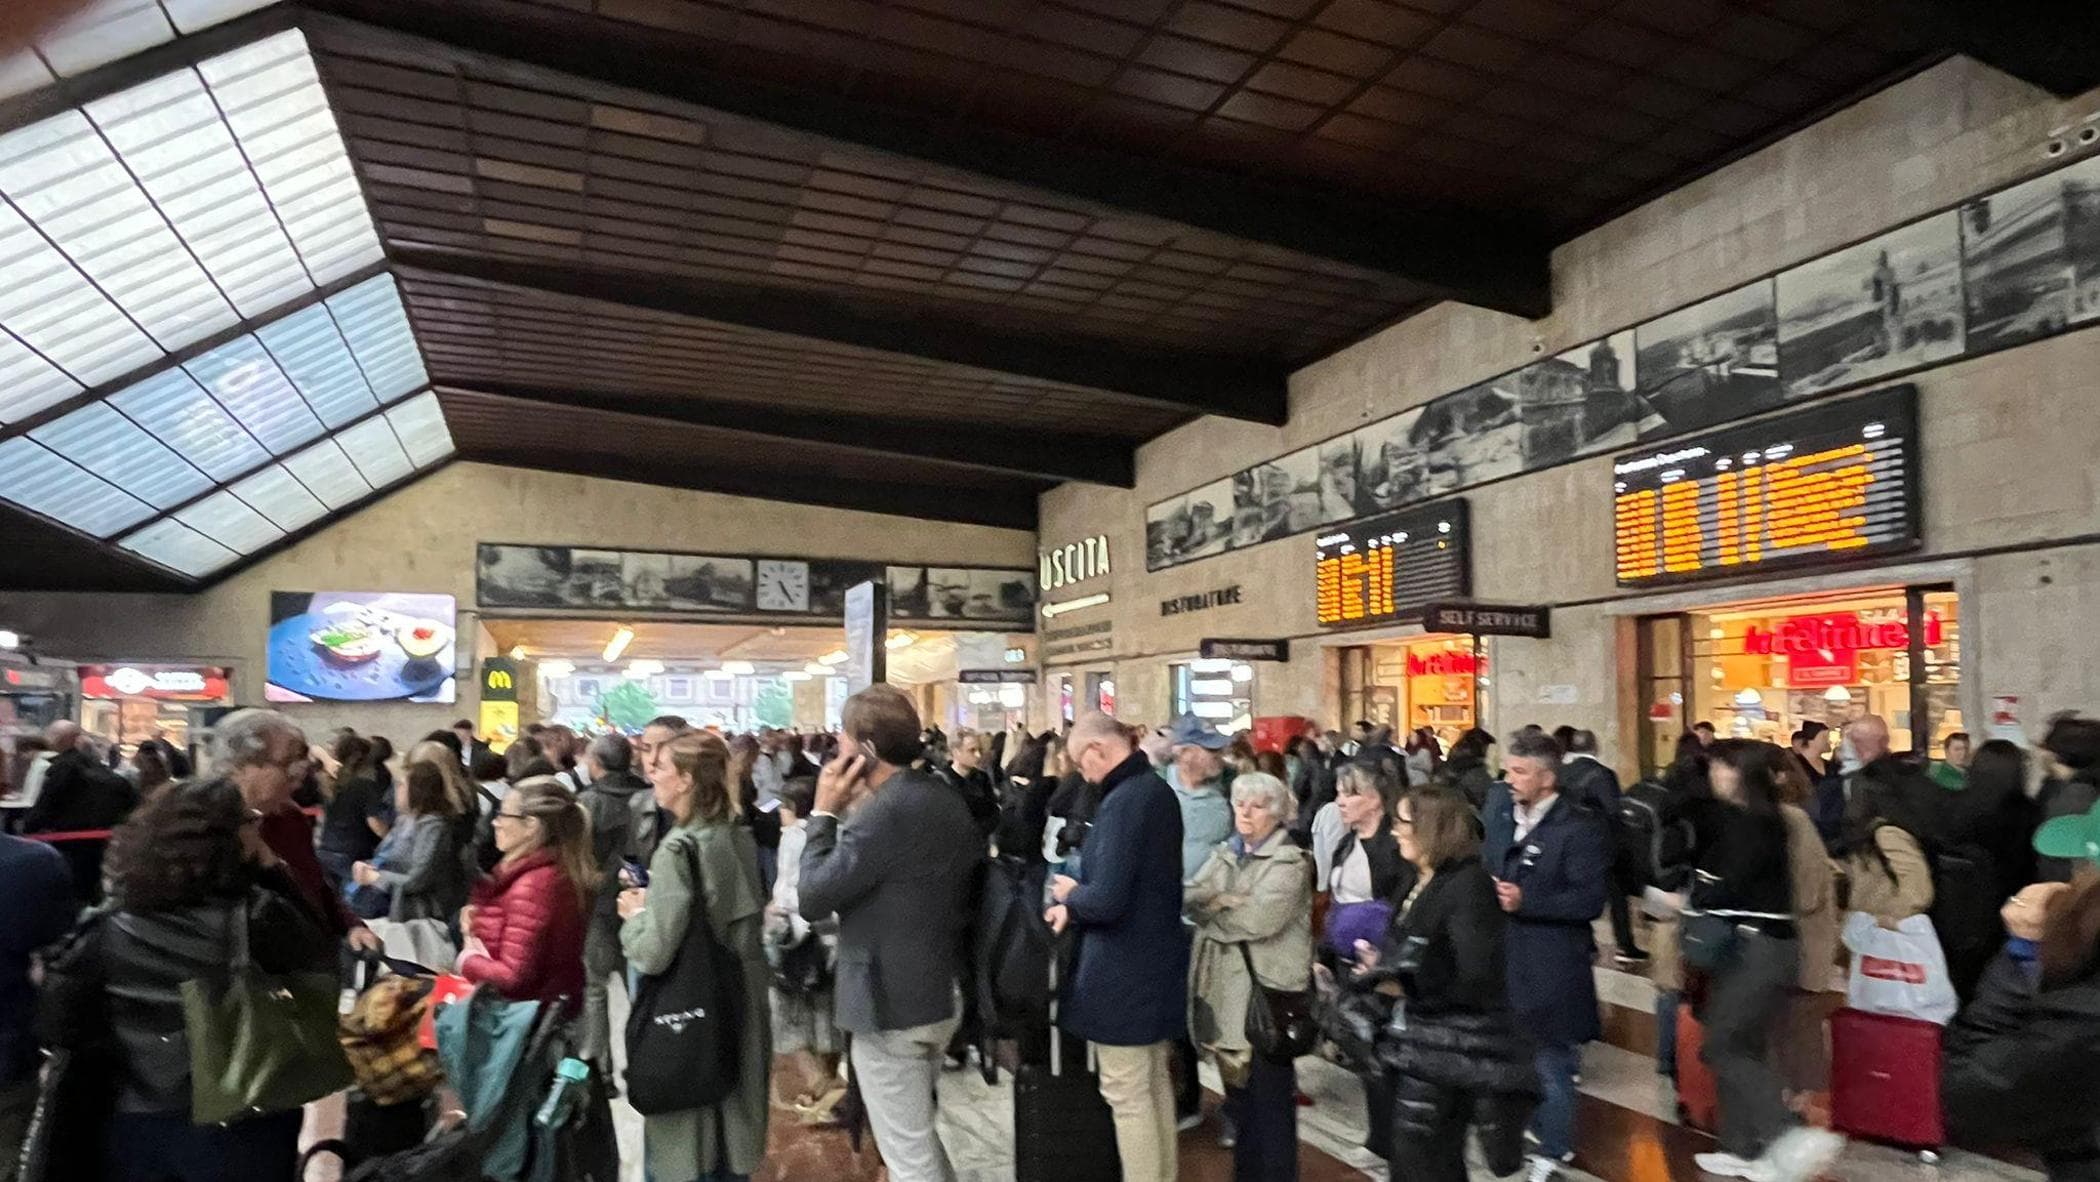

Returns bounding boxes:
[1830,1007,1943,1149]
[1676,1003,1719,1132]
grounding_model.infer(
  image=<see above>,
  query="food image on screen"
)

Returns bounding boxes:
[267,592,459,703]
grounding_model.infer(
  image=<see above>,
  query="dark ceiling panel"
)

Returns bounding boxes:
[0,504,189,593]
[436,388,1048,529]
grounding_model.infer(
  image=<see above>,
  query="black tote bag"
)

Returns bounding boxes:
[624,839,743,1115]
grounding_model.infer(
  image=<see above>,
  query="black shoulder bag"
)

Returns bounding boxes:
[625,839,744,1115]
[1239,943,1318,1060]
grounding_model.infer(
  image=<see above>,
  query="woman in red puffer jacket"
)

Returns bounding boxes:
[458,776,594,1010]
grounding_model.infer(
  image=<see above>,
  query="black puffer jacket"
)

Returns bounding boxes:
[38,874,335,1113]
[1945,947,2100,1179]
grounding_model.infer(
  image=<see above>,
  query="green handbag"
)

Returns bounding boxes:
[180,901,353,1125]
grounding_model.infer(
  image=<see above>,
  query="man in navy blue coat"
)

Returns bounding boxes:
[1484,730,1612,1182]
[1046,712,1186,1182]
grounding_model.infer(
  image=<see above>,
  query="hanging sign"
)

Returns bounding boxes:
[1423,602,1550,638]
[79,665,229,701]
[480,657,520,703]
[1199,638,1290,662]
[1613,384,1921,588]
[959,669,1038,684]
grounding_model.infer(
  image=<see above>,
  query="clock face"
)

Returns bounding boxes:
[755,559,810,612]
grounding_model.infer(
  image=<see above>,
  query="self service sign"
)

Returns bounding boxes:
[1612,384,1921,589]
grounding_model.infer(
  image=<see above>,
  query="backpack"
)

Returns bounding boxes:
[971,854,1054,1056]
[470,788,502,876]
[1616,779,1693,891]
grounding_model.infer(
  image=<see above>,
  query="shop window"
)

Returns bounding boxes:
[1334,638,1480,748]
[1638,586,1961,775]
[1172,659,1251,733]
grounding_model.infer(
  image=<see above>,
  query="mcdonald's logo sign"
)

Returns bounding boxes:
[481,658,519,702]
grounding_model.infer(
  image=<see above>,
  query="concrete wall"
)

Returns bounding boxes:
[1,462,1034,741]
[1037,57,2100,767]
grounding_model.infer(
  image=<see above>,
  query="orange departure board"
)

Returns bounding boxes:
[1315,500,1471,628]
[1613,385,1920,589]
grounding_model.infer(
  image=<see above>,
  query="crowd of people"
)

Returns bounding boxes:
[5,698,2100,1182]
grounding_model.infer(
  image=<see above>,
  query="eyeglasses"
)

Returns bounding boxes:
[1395,815,1416,828]
[493,811,529,824]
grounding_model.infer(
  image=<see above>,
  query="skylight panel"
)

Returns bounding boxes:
[384,391,453,468]
[253,302,377,427]
[30,401,212,508]
[228,462,326,532]
[281,437,370,509]
[0,199,162,384]
[325,274,426,401]
[183,334,323,453]
[0,330,84,423]
[85,69,310,318]
[33,1,176,79]
[199,31,381,284]
[335,414,412,488]
[0,53,58,107]
[107,366,268,479]
[118,515,237,577]
[0,109,238,349]
[174,488,282,553]
[0,436,154,537]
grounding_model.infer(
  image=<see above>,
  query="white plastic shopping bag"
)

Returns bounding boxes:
[1842,910,1957,1025]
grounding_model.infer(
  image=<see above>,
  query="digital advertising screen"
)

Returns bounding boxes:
[1612,384,1920,589]
[265,591,459,703]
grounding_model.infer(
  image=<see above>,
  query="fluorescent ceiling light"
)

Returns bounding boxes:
[602,626,634,663]
[1190,701,1235,720]
[1188,659,1235,674]
[1040,592,1110,618]
[782,671,813,682]
[885,631,915,650]
[0,437,153,537]
[538,659,575,678]
[817,650,849,666]
[508,645,527,660]
[0,630,18,649]
[721,660,755,675]
[802,663,832,677]
[702,668,734,681]
[117,515,237,576]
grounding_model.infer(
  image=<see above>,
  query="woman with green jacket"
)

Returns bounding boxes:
[619,732,772,1182]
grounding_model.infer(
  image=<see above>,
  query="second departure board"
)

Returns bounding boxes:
[1612,384,1920,589]
[1315,499,1471,628]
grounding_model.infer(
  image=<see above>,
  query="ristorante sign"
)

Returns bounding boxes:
[80,665,230,701]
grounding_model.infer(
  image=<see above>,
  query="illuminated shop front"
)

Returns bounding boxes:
[1613,386,1952,773]
[1336,636,1483,744]
[1636,587,1961,773]
[1170,658,1254,733]
[78,664,232,754]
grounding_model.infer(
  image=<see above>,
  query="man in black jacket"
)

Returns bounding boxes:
[1559,729,1645,964]
[20,721,137,903]
[577,732,648,1074]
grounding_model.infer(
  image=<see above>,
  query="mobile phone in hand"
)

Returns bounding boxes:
[621,860,649,888]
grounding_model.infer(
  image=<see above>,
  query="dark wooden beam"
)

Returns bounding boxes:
[441,381,1135,488]
[393,248,1284,425]
[299,0,1553,320]
[1906,0,2100,96]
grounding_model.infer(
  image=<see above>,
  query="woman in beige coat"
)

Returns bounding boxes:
[1186,771,1314,1182]
[1774,750,1839,1123]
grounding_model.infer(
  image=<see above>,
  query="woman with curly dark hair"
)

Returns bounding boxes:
[38,778,335,1180]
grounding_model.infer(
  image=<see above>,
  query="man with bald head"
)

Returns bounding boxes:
[20,719,138,902]
[1046,712,1187,1182]
[1814,714,1937,846]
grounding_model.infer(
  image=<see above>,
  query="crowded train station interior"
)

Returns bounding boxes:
[5,1,2100,1180]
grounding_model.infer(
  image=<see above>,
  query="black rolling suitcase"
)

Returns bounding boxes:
[1012,948,1121,1182]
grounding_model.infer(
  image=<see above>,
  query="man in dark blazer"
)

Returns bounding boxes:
[1484,730,1611,1182]
[1045,711,1186,1182]
[1559,728,1645,964]
[800,685,983,1182]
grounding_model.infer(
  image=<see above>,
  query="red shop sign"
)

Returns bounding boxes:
[80,665,230,702]
[1742,612,1943,688]
[1407,650,1481,677]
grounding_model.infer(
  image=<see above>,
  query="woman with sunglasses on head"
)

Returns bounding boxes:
[455,776,594,1008]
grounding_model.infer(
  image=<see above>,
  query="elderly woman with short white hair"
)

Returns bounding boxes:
[1185,771,1315,1182]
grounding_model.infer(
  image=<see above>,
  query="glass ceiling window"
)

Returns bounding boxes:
[0,24,446,583]
[0,0,281,103]
[0,27,380,386]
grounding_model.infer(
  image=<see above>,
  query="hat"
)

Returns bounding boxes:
[1167,713,1231,752]
[2035,798,2100,865]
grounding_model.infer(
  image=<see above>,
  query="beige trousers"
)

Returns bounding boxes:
[1092,1040,1178,1182]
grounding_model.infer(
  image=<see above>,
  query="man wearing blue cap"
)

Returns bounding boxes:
[1164,713,1237,1135]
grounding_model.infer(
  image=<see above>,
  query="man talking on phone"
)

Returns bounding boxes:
[799,685,982,1182]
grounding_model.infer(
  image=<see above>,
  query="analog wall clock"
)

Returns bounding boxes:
[755,558,811,612]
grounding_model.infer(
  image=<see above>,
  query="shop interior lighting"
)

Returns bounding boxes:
[0,31,454,583]
[1733,688,1764,706]
[999,684,1027,708]
[817,650,849,666]
[624,659,664,678]
[802,662,832,677]
[782,670,813,681]
[601,626,634,663]
[537,658,574,678]
[1189,658,1236,674]
[1230,664,1253,683]
[1823,685,1854,702]
[885,632,915,650]
[1190,678,1235,697]
[1190,701,1235,720]
[702,667,734,680]
[0,631,19,650]
[508,645,527,660]
[720,660,755,675]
